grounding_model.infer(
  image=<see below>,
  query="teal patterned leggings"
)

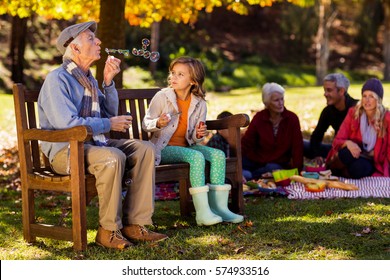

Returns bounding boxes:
[161,145,226,187]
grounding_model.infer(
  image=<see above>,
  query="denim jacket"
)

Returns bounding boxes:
[142,87,207,165]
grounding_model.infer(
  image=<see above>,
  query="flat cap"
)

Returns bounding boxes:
[56,21,97,55]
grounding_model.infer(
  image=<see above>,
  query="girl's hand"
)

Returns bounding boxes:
[196,121,208,138]
[156,113,171,128]
[345,140,361,158]
[110,115,132,132]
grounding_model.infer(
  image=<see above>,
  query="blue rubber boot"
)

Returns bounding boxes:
[189,186,223,226]
[208,184,244,223]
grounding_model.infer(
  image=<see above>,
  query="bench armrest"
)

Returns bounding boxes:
[206,113,249,158]
[23,125,93,142]
[206,113,250,130]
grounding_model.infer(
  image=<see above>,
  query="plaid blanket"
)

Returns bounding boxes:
[286,177,390,199]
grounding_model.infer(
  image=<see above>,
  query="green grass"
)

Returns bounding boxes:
[0,91,16,132]
[1,76,390,260]
[0,188,389,260]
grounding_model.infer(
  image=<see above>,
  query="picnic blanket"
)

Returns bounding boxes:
[285,176,390,199]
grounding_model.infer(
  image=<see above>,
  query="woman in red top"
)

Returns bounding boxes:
[326,78,390,178]
[241,82,303,180]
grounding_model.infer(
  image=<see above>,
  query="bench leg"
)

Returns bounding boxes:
[229,180,244,214]
[22,189,36,243]
[179,178,193,217]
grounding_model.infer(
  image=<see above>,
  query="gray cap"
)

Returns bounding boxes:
[56,21,97,55]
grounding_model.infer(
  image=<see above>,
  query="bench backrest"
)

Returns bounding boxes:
[112,88,248,160]
[13,84,49,173]
[110,88,160,141]
[14,85,248,170]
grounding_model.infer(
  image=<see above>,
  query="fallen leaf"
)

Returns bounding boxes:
[147,242,160,248]
[73,254,85,260]
[362,227,372,234]
[325,210,333,216]
[171,222,189,229]
[244,220,253,227]
[237,225,248,235]
[234,246,245,254]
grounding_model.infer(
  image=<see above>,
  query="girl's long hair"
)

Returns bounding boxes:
[167,56,206,100]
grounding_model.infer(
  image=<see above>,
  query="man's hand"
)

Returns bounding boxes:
[110,115,132,132]
[103,55,121,86]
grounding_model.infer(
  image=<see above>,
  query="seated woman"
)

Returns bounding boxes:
[326,78,390,179]
[241,82,303,180]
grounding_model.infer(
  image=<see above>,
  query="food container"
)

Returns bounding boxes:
[275,178,291,187]
[305,165,327,172]
[302,172,320,179]
[304,183,326,192]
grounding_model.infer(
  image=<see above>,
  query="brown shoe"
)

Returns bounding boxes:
[121,225,168,243]
[95,226,133,249]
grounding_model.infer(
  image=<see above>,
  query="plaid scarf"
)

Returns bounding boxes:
[62,59,108,146]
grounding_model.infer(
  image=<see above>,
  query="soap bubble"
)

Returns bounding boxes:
[150,52,160,63]
[105,38,160,62]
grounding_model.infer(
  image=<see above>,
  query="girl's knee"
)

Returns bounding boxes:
[192,150,205,161]
[214,148,226,160]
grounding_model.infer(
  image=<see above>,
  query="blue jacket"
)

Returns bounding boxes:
[38,66,118,162]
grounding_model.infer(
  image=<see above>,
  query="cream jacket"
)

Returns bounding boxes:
[142,87,207,165]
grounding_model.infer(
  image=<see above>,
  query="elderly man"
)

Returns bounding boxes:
[38,21,167,249]
[304,73,359,162]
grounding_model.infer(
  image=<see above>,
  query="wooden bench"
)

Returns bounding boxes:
[13,83,249,251]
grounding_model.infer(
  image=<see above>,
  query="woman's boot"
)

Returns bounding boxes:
[189,186,223,226]
[208,184,244,223]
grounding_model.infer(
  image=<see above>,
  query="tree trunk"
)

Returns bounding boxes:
[149,21,160,77]
[10,16,28,84]
[315,0,336,86]
[316,1,326,85]
[383,1,390,81]
[97,0,126,88]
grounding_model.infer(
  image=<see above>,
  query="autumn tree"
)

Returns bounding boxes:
[382,0,390,80]
[96,0,126,88]
[0,0,99,85]
[315,0,336,85]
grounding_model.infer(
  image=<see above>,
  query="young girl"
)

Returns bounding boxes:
[142,56,243,226]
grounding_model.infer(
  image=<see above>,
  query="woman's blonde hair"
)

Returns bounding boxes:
[354,95,387,137]
[167,56,206,100]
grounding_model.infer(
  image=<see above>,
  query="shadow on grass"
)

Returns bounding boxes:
[1,189,389,260]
